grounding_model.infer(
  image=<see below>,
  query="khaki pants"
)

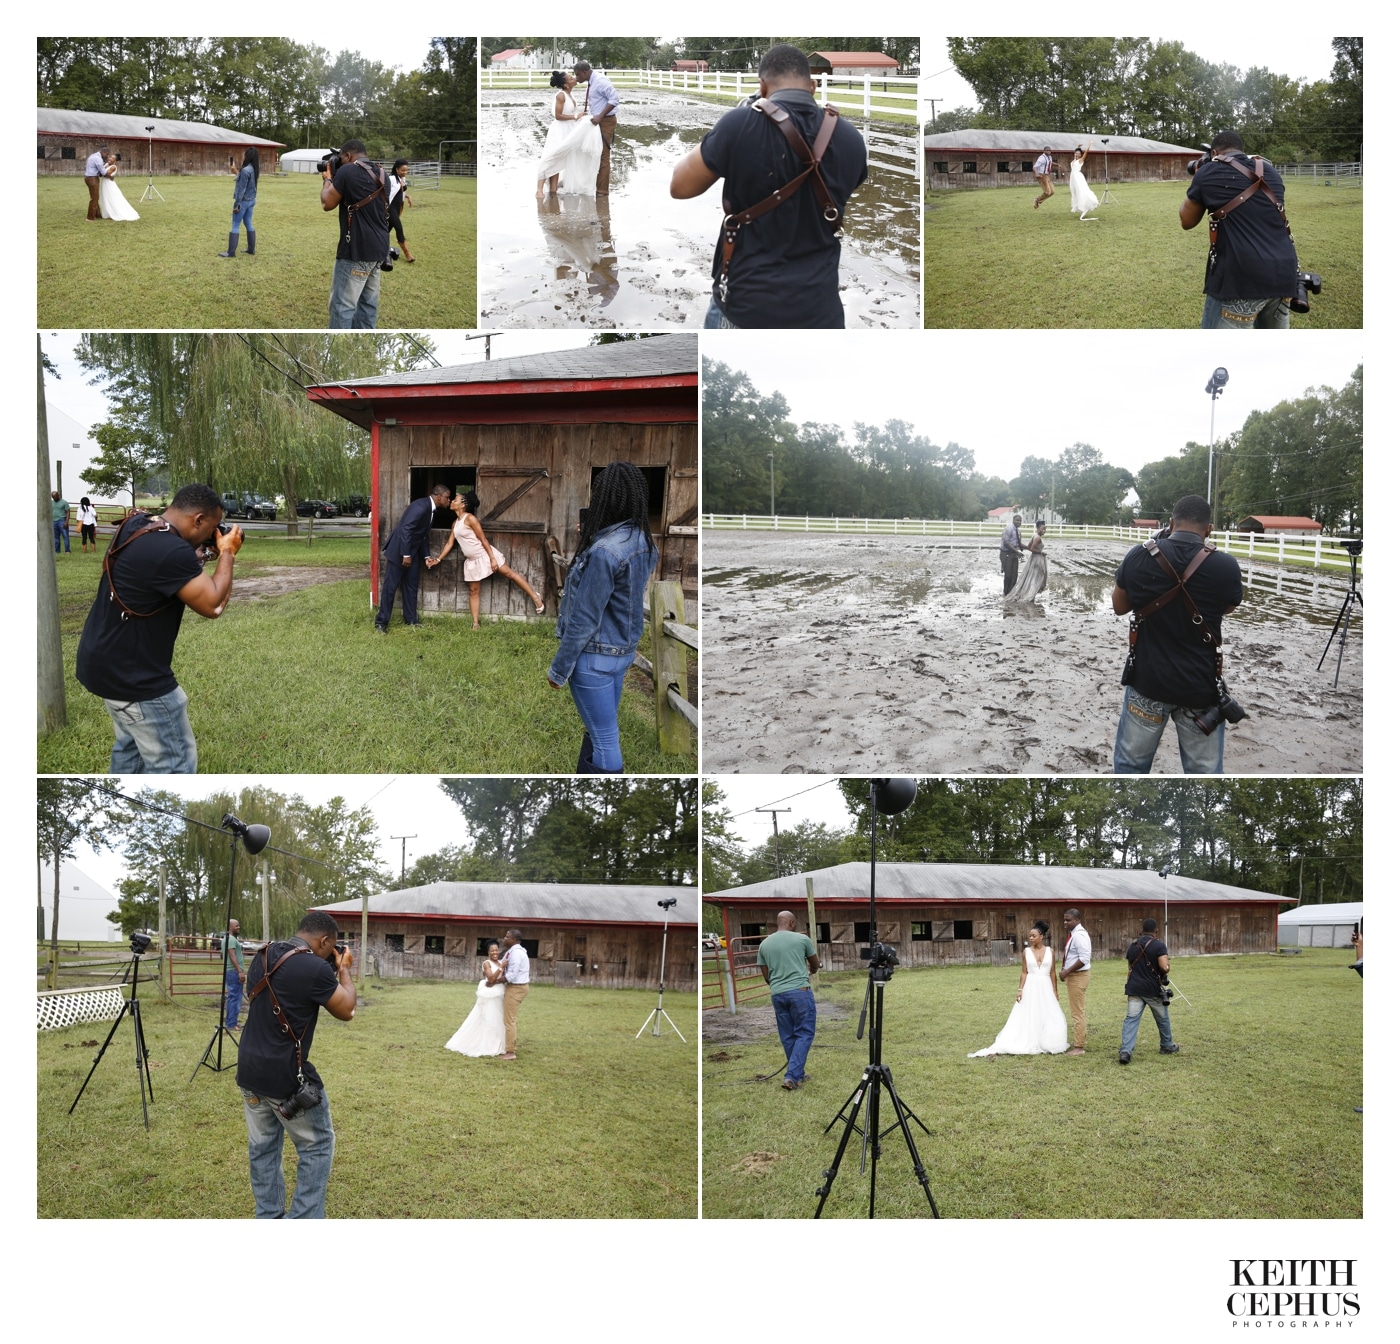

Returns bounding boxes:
[596,115,617,194]
[503,983,529,1053]
[1034,173,1054,206]
[86,175,101,220]
[1065,970,1090,1048]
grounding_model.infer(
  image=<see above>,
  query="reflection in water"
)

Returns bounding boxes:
[537,195,619,306]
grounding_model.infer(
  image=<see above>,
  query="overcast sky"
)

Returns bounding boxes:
[282,36,464,78]
[709,776,857,852]
[704,332,1362,482]
[924,35,1345,113]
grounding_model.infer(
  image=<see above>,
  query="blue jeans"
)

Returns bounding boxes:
[771,988,817,1082]
[1113,686,1224,775]
[1200,295,1290,329]
[703,294,739,329]
[328,258,382,329]
[224,968,243,1028]
[231,200,255,236]
[53,520,70,553]
[102,685,198,773]
[569,650,632,772]
[241,1087,335,1218]
[1121,996,1174,1055]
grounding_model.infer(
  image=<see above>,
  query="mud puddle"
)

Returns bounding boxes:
[235,566,367,600]
[479,89,920,328]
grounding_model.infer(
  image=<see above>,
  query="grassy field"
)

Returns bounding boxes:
[925,179,1360,328]
[702,950,1362,1218]
[37,174,476,328]
[37,542,696,775]
[38,979,697,1218]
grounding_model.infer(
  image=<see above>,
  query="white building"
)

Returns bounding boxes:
[39,862,121,942]
[1277,901,1363,948]
[280,148,333,174]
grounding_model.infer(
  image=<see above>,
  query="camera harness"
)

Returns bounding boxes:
[718,99,844,305]
[341,158,389,249]
[102,514,178,620]
[248,941,318,1092]
[1127,935,1172,1001]
[1206,153,1292,272]
[1124,537,1227,694]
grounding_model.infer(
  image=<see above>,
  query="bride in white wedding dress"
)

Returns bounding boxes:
[99,163,140,221]
[536,71,603,198]
[969,921,1069,1056]
[446,942,507,1057]
[1068,145,1099,221]
[1006,520,1049,603]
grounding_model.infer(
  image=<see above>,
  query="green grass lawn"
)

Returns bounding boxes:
[925,179,1360,328]
[38,979,697,1218]
[37,544,695,775]
[702,950,1362,1218]
[38,174,476,328]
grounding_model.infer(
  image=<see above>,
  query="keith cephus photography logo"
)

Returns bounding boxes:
[1228,1261,1359,1326]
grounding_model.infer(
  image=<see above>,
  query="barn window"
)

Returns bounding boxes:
[424,935,445,954]
[854,922,872,943]
[38,145,45,159]
[953,920,974,940]
[815,923,831,944]
[1022,160,1034,172]
[591,464,665,536]
[997,161,1009,173]
[962,162,976,173]
[911,922,932,941]
[385,934,404,952]
[476,936,503,955]
[520,939,540,958]
[932,160,948,173]
[61,146,76,159]
[739,923,766,939]
[410,466,477,526]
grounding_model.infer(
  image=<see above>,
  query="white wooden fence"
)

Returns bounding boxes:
[703,515,1361,572]
[1276,162,1362,184]
[37,984,123,1032]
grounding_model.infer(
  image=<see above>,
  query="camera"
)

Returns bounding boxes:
[1192,689,1248,735]
[380,246,401,273]
[860,941,900,981]
[130,931,152,956]
[320,151,343,177]
[1290,270,1323,314]
[275,1077,324,1120]
[657,898,678,910]
[1185,144,1214,175]
[1342,538,1362,556]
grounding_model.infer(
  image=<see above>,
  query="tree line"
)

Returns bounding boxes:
[702,358,1362,530]
[37,37,476,161]
[703,779,1361,930]
[483,38,918,73]
[39,778,697,955]
[931,37,1361,164]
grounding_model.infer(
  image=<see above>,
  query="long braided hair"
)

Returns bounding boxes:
[571,461,656,572]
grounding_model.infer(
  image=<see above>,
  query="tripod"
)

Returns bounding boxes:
[636,907,686,1041]
[69,951,155,1130]
[812,778,939,1218]
[1099,140,1119,206]
[139,128,165,203]
[1317,548,1362,688]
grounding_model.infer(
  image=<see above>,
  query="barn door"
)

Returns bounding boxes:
[478,466,549,533]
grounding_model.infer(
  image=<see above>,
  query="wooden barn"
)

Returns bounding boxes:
[306,335,698,622]
[924,130,1199,190]
[809,51,901,77]
[313,882,699,990]
[38,108,283,176]
[1236,515,1323,536]
[707,862,1294,970]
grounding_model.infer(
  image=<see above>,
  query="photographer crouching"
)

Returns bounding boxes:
[75,483,243,774]
[235,912,356,1219]
[1180,130,1319,329]
[320,139,394,330]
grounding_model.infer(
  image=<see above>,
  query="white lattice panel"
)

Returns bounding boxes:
[37,986,123,1032]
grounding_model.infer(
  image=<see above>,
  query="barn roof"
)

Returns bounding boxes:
[924,130,1198,155]
[706,862,1294,907]
[1277,901,1363,926]
[37,107,284,147]
[811,52,900,67]
[1237,515,1322,530]
[313,880,698,926]
[492,49,527,60]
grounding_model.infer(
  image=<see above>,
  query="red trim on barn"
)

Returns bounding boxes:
[314,910,696,929]
[309,385,698,431]
[369,419,381,605]
[704,896,1291,908]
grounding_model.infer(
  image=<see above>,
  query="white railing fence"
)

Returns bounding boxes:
[1276,162,1362,184]
[37,984,124,1032]
[702,515,1361,572]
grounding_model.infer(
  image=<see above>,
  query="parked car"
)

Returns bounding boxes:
[219,491,278,520]
[702,933,720,951]
[295,499,340,518]
[333,495,371,517]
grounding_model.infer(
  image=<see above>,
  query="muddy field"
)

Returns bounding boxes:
[478,89,920,329]
[701,533,1362,774]
[235,565,367,600]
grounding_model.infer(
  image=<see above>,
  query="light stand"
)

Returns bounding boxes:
[1205,366,1228,503]
[1317,542,1362,688]
[1098,136,1118,206]
[1156,869,1193,1007]
[814,778,939,1219]
[139,125,165,203]
[69,933,157,1129]
[190,815,270,1081]
[636,898,686,1041]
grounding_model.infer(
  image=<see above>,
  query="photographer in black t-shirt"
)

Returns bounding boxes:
[1180,130,1299,329]
[75,482,243,774]
[1119,918,1178,1063]
[669,43,868,329]
[321,138,392,330]
[1111,495,1244,775]
[236,911,356,1219]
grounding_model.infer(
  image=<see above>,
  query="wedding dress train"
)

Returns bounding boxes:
[969,946,1068,1055]
[99,174,140,221]
[445,961,507,1057]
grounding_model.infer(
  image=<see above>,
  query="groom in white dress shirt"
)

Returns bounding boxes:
[85,148,113,220]
[1059,908,1092,1054]
[499,929,530,1060]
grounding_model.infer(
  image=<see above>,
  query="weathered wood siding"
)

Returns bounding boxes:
[362,917,698,991]
[38,136,277,176]
[378,421,698,620]
[720,901,1280,970]
[925,152,1193,190]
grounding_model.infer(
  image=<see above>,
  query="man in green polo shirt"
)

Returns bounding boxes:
[223,918,248,1030]
[757,910,820,1090]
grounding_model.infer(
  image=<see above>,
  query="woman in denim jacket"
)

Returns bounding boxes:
[548,461,658,772]
[220,147,260,258]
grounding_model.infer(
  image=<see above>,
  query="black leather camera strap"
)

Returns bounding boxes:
[1209,155,1292,253]
[718,100,843,304]
[250,942,314,1079]
[1128,538,1223,677]
[102,515,178,620]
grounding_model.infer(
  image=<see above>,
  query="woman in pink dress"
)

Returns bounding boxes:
[430,491,546,628]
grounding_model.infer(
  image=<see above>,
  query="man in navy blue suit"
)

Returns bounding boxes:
[375,484,451,632]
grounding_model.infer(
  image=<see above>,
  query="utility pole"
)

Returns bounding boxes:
[766,451,775,516]
[257,859,271,941]
[926,97,942,127]
[755,808,791,878]
[390,834,417,885]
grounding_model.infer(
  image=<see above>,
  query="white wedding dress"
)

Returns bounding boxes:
[99,173,140,221]
[969,946,1069,1056]
[1068,157,1099,219]
[1006,541,1049,602]
[445,960,507,1057]
[536,91,604,195]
